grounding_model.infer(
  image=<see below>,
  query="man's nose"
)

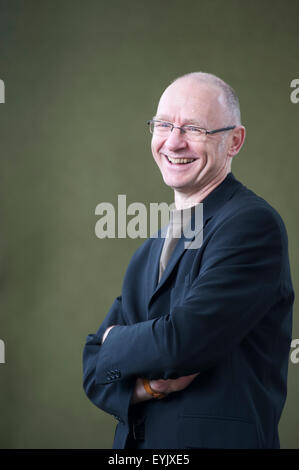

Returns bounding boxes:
[164,128,188,151]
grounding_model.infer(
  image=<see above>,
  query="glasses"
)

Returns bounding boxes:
[147,119,236,142]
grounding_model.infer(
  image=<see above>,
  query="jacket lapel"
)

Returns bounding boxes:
[146,172,241,309]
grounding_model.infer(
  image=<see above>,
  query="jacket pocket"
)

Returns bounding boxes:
[178,415,261,449]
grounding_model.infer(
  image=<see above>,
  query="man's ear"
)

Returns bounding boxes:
[227,126,246,157]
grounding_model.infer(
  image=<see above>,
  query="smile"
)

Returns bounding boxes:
[164,154,195,165]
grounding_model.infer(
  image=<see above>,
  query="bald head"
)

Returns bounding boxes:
[167,72,241,126]
[156,73,237,133]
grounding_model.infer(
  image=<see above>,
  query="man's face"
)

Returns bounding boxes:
[151,78,233,194]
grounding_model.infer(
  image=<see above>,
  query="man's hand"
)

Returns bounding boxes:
[101,325,115,344]
[130,373,200,404]
[149,373,200,395]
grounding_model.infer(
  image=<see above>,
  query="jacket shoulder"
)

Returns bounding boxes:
[220,181,288,238]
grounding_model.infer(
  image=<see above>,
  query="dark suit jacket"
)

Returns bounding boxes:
[83,172,294,449]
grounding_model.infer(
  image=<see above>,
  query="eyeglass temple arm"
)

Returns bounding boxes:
[206,126,236,135]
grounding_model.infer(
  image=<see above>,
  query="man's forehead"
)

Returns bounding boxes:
[156,78,225,124]
[160,78,221,102]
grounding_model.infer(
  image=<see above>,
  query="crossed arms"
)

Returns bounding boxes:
[101,325,200,403]
[83,207,284,423]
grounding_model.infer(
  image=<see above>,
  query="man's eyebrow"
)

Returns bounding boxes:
[153,115,172,121]
[183,119,206,127]
[153,115,207,127]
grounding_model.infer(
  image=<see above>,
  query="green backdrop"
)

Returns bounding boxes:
[0,0,298,448]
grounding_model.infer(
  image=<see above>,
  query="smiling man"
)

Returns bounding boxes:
[83,72,294,449]
[150,74,243,204]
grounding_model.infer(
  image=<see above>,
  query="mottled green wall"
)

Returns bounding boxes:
[0,0,298,448]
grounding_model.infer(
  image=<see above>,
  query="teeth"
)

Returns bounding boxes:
[167,156,195,164]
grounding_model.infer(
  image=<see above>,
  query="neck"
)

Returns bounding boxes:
[174,171,230,210]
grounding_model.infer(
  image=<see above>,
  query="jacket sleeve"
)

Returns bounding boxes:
[92,206,290,384]
[82,296,136,425]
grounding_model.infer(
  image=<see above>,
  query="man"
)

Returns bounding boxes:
[83,72,294,449]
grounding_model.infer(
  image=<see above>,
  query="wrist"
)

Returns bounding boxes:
[131,378,152,404]
[143,378,167,399]
[101,325,115,344]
